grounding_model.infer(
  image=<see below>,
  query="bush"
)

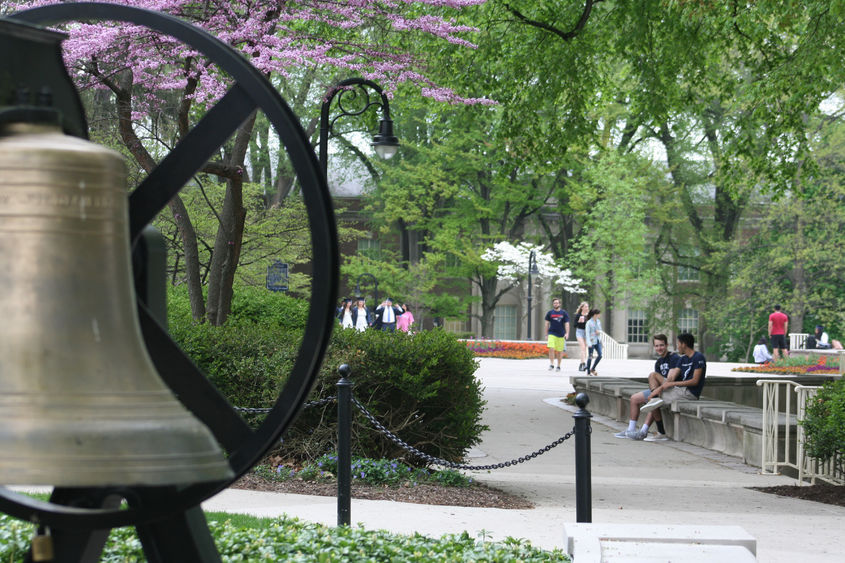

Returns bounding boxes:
[801,378,845,475]
[167,284,309,331]
[167,289,486,466]
[285,328,486,464]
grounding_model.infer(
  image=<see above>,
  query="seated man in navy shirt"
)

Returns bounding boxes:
[615,334,679,441]
[640,332,706,417]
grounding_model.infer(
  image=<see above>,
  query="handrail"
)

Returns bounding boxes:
[599,332,628,360]
[756,379,843,485]
[756,379,798,477]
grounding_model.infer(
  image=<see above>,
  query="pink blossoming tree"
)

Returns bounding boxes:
[6,0,489,324]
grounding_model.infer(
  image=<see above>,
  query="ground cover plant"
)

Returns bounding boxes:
[0,512,568,562]
[732,355,839,376]
[464,339,554,359]
[253,455,473,488]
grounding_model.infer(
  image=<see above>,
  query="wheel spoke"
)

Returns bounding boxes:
[137,304,252,453]
[129,84,257,239]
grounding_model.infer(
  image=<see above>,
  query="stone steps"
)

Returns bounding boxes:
[571,376,797,468]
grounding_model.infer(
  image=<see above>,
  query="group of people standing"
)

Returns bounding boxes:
[544,299,603,375]
[752,304,842,364]
[336,297,414,332]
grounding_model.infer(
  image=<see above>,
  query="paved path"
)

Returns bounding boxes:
[204,357,845,562]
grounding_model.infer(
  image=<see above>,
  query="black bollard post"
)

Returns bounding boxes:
[336,364,352,526]
[573,392,592,523]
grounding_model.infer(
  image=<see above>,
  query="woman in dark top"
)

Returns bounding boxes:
[574,301,590,372]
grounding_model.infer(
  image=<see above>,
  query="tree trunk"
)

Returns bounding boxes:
[479,276,498,338]
[168,196,205,320]
[206,113,257,325]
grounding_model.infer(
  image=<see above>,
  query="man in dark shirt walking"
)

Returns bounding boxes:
[544,298,570,372]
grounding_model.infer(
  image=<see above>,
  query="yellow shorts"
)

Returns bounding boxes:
[547,335,566,352]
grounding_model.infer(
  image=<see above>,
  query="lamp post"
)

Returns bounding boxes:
[527,250,539,340]
[318,78,400,178]
[354,272,379,305]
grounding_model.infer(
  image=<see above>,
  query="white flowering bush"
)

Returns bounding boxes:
[481,242,584,294]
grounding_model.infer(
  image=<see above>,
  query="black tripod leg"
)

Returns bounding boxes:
[135,504,221,563]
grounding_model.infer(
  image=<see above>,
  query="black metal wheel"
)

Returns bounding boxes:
[0,2,338,528]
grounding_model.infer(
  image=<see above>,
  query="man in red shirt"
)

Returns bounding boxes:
[768,304,789,360]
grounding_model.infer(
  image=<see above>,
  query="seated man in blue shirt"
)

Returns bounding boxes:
[615,334,679,441]
[640,332,707,420]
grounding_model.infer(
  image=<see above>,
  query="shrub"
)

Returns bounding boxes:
[290,328,486,465]
[167,284,309,331]
[167,289,486,466]
[801,378,845,475]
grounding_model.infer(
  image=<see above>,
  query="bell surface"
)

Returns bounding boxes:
[0,122,233,486]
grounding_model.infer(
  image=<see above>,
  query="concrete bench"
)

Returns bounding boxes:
[572,377,796,468]
[562,523,757,563]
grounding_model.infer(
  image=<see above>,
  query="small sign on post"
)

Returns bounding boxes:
[266,260,289,292]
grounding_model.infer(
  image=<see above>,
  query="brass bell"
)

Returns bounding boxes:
[0,120,233,486]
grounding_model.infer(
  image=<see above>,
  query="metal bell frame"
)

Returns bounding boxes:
[1,3,338,529]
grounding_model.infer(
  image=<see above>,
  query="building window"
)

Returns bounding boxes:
[357,237,381,260]
[678,308,699,335]
[493,305,517,340]
[627,310,648,343]
[678,264,700,282]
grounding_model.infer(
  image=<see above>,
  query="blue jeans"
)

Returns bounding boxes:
[586,341,603,372]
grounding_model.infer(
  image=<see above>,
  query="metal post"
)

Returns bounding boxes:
[527,250,537,340]
[336,364,352,526]
[573,392,592,523]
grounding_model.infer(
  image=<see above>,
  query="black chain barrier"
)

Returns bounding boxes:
[237,373,593,527]
[235,393,579,471]
[350,395,577,471]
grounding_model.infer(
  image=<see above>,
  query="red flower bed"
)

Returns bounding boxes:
[733,355,839,376]
[464,339,563,359]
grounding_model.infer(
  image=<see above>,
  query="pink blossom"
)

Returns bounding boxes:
[6,0,489,106]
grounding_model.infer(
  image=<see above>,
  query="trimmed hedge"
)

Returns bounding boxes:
[301,328,486,464]
[167,287,486,465]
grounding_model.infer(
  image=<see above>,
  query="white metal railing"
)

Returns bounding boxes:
[599,332,628,360]
[757,379,798,477]
[789,333,809,350]
[757,379,844,485]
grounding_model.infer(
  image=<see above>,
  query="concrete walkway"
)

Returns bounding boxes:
[204,357,845,562]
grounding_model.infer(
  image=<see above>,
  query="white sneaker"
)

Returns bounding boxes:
[640,397,664,414]
[644,433,670,442]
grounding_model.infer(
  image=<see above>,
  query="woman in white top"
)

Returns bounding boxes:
[753,337,773,364]
[351,297,371,332]
[585,309,603,376]
[339,300,354,329]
